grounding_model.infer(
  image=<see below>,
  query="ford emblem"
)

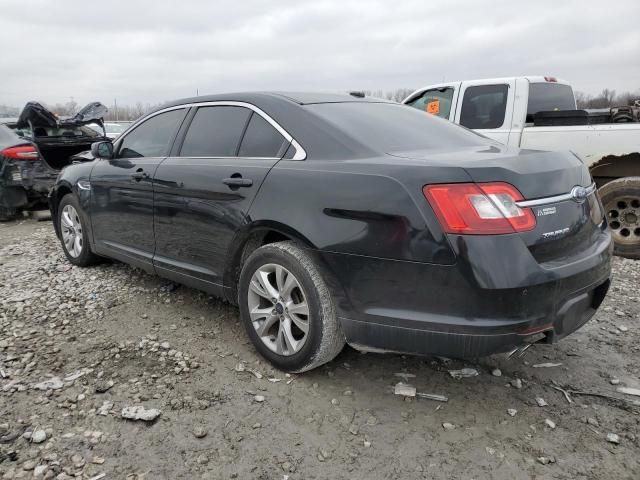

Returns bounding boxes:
[570,186,588,203]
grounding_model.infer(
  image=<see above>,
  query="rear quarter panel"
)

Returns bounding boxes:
[246,158,468,265]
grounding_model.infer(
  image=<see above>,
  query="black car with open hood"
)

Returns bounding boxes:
[0,102,108,219]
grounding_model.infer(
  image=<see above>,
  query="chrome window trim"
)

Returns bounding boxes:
[516,183,597,207]
[116,101,306,161]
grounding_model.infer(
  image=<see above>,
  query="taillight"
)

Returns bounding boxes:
[544,76,558,82]
[423,182,536,235]
[1,145,39,160]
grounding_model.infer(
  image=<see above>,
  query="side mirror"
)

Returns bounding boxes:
[91,141,114,159]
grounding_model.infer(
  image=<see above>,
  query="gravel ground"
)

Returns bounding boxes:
[1,219,639,480]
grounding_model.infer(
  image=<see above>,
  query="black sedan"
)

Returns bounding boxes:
[49,92,612,372]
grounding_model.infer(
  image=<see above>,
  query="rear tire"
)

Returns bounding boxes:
[600,177,640,260]
[57,194,100,267]
[238,241,345,372]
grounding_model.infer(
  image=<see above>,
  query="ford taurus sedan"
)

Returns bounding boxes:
[48,92,612,372]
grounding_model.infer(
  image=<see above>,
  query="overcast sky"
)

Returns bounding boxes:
[1,0,639,107]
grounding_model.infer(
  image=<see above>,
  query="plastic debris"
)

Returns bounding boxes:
[394,382,416,397]
[416,392,448,402]
[533,363,563,368]
[449,368,479,379]
[616,386,640,397]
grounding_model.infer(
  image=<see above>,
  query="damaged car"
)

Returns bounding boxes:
[0,102,108,220]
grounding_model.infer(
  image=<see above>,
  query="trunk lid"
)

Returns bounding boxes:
[391,146,605,263]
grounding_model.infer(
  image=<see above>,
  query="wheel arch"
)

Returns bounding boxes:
[50,182,74,239]
[590,152,640,187]
[223,221,321,305]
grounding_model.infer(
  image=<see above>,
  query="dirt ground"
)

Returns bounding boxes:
[1,218,639,480]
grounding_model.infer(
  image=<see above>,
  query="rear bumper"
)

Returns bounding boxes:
[320,229,613,358]
[0,160,56,208]
[339,278,609,357]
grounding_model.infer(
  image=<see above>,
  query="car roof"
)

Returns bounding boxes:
[160,91,393,109]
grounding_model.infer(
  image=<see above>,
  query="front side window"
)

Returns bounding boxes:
[406,87,454,119]
[117,109,186,158]
[460,84,508,129]
[180,106,251,157]
[238,113,287,158]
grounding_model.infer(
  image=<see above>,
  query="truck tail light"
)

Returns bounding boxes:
[544,76,558,82]
[423,182,536,235]
[1,145,39,160]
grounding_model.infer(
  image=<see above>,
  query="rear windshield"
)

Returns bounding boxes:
[306,102,490,153]
[527,83,576,120]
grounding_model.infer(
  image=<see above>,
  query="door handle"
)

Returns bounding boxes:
[131,170,149,181]
[223,177,253,187]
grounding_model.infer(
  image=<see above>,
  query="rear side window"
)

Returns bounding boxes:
[117,109,186,158]
[527,83,576,121]
[460,84,508,129]
[405,87,455,119]
[238,113,287,158]
[180,106,251,157]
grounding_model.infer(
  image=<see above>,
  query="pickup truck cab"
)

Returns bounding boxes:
[403,76,640,258]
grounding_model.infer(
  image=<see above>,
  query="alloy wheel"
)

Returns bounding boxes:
[247,263,310,356]
[60,205,84,257]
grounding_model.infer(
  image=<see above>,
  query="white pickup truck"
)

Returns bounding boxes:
[403,76,640,258]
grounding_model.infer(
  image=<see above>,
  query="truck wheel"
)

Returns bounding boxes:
[238,241,345,373]
[599,177,640,259]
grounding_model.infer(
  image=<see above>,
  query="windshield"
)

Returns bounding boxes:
[306,102,490,153]
[105,123,127,134]
[527,83,576,121]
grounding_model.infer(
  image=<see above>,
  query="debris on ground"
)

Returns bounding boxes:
[448,368,479,379]
[616,386,640,397]
[1,220,638,478]
[394,382,417,397]
[121,406,162,422]
[606,433,620,444]
[415,392,448,402]
[536,397,548,407]
[532,363,563,368]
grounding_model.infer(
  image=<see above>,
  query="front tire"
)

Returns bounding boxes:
[57,194,100,267]
[600,177,640,260]
[238,241,345,372]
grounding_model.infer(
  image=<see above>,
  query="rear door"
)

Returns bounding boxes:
[454,79,515,145]
[90,107,188,271]
[152,103,290,294]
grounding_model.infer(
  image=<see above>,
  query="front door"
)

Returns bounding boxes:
[90,108,188,271]
[153,104,289,294]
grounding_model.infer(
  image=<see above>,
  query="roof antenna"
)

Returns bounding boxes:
[349,91,365,98]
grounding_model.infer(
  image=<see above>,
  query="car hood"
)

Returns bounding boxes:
[16,101,107,129]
